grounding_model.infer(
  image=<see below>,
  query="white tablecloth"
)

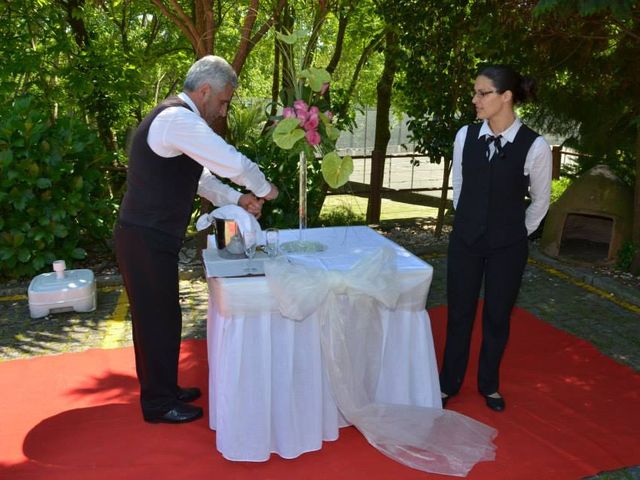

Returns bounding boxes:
[205,226,441,461]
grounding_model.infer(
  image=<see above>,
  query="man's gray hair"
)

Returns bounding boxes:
[183,55,238,93]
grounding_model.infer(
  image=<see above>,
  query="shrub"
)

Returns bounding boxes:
[0,96,116,280]
[318,204,366,227]
[616,240,637,273]
[550,177,572,203]
[244,133,327,229]
[226,101,327,230]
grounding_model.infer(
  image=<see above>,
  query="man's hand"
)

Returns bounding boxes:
[262,183,279,201]
[238,193,264,218]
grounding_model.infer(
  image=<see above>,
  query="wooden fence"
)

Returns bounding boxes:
[328,146,583,208]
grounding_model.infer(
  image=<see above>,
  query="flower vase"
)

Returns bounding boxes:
[298,150,307,238]
[280,151,326,254]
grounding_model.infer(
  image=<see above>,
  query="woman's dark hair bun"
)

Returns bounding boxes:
[519,76,537,104]
[478,64,537,105]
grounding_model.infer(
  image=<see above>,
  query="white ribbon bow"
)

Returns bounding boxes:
[265,247,497,477]
[265,247,400,320]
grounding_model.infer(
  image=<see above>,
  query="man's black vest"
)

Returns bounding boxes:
[119,97,203,239]
[453,122,539,248]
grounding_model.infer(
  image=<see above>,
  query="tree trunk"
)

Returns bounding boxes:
[346,32,384,100]
[302,2,329,70]
[59,0,90,48]
[152,0,285,72]
[631,124,640,274]
[280,5,295,92]
[59,0,118,152]
[268,33,281,119]
[232,0,288,73]
[325,11,349,74]
[366,29,398,225]
[194,0,214,56]
[435,158,452,237]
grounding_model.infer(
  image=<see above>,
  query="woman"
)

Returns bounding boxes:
[439,65,552,412]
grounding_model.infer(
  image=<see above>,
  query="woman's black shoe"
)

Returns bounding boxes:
[441,392,454,408]
[483,393,505,412]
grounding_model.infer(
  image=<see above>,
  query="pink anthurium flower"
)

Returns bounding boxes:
[293,99,309,113]
[296,110,308,126]
[303,113,319,131]
[305,129,321,146]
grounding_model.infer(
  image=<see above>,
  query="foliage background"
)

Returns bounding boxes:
[1,0,639,279]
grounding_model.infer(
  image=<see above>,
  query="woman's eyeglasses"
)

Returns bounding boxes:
[473,90,498,99]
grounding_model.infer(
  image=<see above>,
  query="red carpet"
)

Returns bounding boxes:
[1,306,639,479]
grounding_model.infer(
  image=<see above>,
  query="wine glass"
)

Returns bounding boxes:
[265,228,279,258]
[243,230,258,274]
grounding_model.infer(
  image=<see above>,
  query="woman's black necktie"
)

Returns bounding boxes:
[485,135,503,161]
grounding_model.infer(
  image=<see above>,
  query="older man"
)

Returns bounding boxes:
[115,56,278,424]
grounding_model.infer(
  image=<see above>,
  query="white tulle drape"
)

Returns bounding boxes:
[265,247,497,477]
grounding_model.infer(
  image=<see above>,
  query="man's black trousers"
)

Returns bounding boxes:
[114,221,183,416]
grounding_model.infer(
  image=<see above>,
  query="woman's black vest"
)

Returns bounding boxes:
[119,97,203,239]
[453,122,539,248]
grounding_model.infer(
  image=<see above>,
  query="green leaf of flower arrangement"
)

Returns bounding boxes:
[276,30,304,45]
[325,123,341,142]
[299,67,331,92]
[321,152,353,189]
[273,118,305,150]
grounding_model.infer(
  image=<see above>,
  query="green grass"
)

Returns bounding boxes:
[319,194,439,224]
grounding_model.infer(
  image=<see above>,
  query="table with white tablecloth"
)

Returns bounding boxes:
[204,226,441,462]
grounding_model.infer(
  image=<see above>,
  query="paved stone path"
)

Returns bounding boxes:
[2,237,638,371]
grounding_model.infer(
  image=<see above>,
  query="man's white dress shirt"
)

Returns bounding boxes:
[147,92,272,207]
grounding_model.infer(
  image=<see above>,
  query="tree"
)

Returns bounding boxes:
[366,26,399,224]
[0,0,393,278]
[239,0,389,228]
[383,0,480,236]
[0,0,194,278]
[529,0,640,272]
[322,0,384,130]
[150,0,287,69]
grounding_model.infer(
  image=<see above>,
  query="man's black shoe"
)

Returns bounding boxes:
[177,386,201,403]
[144,403,203,424]
[483,393,506,412]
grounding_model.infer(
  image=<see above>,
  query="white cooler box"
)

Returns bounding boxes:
[28,260,97,319]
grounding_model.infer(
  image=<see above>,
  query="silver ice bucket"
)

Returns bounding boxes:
[213,216,245,258]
